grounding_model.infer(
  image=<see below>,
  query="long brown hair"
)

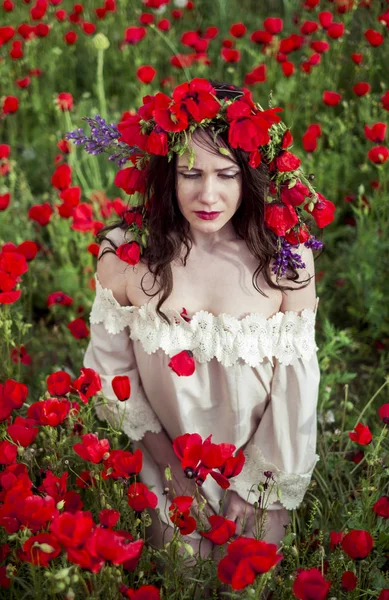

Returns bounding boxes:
[98,80,316,325]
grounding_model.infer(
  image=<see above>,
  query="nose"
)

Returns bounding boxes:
[198,175,219,208]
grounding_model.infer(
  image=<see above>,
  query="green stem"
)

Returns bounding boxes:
[148,24,192,82]
[63,111,91,193]
[97,49,108,120]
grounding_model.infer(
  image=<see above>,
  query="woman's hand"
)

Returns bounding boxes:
[223,489,259,537]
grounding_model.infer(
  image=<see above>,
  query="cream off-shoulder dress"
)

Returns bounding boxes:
[83,242,320,540]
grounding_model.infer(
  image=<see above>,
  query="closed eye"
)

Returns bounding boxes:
[179,173,240,179]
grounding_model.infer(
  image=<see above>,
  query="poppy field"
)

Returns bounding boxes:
[1,0,389,598]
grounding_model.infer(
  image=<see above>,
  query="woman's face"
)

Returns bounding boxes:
[175,133,242,239]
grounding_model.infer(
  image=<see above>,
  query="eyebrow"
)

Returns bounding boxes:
[176,166,240,172]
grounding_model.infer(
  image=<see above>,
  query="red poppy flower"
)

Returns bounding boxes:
[157,19,170,31]
[114,165,147,195]
[98,508,120,528]
[10,345,31,366]
[342,571,358,592]
[323,91,342,106]
[378,591,389,600]
[302,131,317,152]
[300,20,319,35]
[102,449,142,480]
[221,47,241,62]
[329,531,345,550]
[227,108,274,152]
[304,193,336,228]
[367,146,389,164]
[318,11,333,28]
[341,529,374,559]
[282,61,295,77]
[124,26,146,45]
[168,350,196,376]
[351,52,363,64]
[292,567,332,599]
[348,422,372,445]
[2,96,19,115]
[82,22,96,35]
[173,433,241,488]
[51,164,72,190]
[47,371,72,396]
[117,115,149,149]
[264,203,299,236]
[145,128,168,156]
[64,31,77,44]
[116,241,141,266]
[276,151,301,172]
[169,501,197,535]
[251,30,273,45]
[310,41,330,54]
[172,78,220,122]
[56,92,73,111]
[19,533,61,567]
[0,194,11,212]
[127,482,158,512]
[73,433,110,464]
[38,470,68,503]
[112,375,131,401]
[244,64,267,86]
[28,202,53,226]
[0,26,15,45]
[285,225,311,245]
[17,240,38,261]
[72,367,102,403]
[67,317,89,339]
[263,17,283,34]
[27,398,71,427]
[381,91,389,111]
[230,23,246,38]
[218,536,283,590]
[47,291,73,307]
[364,29,384,47]
[87,528,144,567]
[281,181,310,206]
[0,378,28,422]
[327,22,345,39]
[373,496,389,518]
[153,92,189,132]
[136,65,156,84]
[7,416,39,447]
[126,586,161,600]
[219,448,245,479]
[378,403,389,424]
[200,515,236,545]
[364,123,386,143]
[353,82,370,96]
[0,440,18,465]
[50,510,94,549]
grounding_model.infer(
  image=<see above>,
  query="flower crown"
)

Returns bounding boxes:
[66,78,336,278]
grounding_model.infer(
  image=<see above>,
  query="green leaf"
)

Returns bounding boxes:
[188,147,195,170]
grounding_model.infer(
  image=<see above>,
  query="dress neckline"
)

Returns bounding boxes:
[94,274,320,324]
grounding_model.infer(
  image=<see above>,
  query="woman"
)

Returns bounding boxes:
[82,80,328,563]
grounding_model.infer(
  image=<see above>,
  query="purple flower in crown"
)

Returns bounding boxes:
[65,114,134,167]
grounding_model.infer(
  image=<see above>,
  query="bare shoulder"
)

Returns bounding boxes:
[96,226,135,306]
[270,244,317,313]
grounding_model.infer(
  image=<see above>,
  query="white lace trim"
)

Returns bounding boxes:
[230,445,320,510]
[90,274,319,367]
[94,394,162,442]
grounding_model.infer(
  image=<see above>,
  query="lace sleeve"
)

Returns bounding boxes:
[84,277,162,442]
[230,351,320,511]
